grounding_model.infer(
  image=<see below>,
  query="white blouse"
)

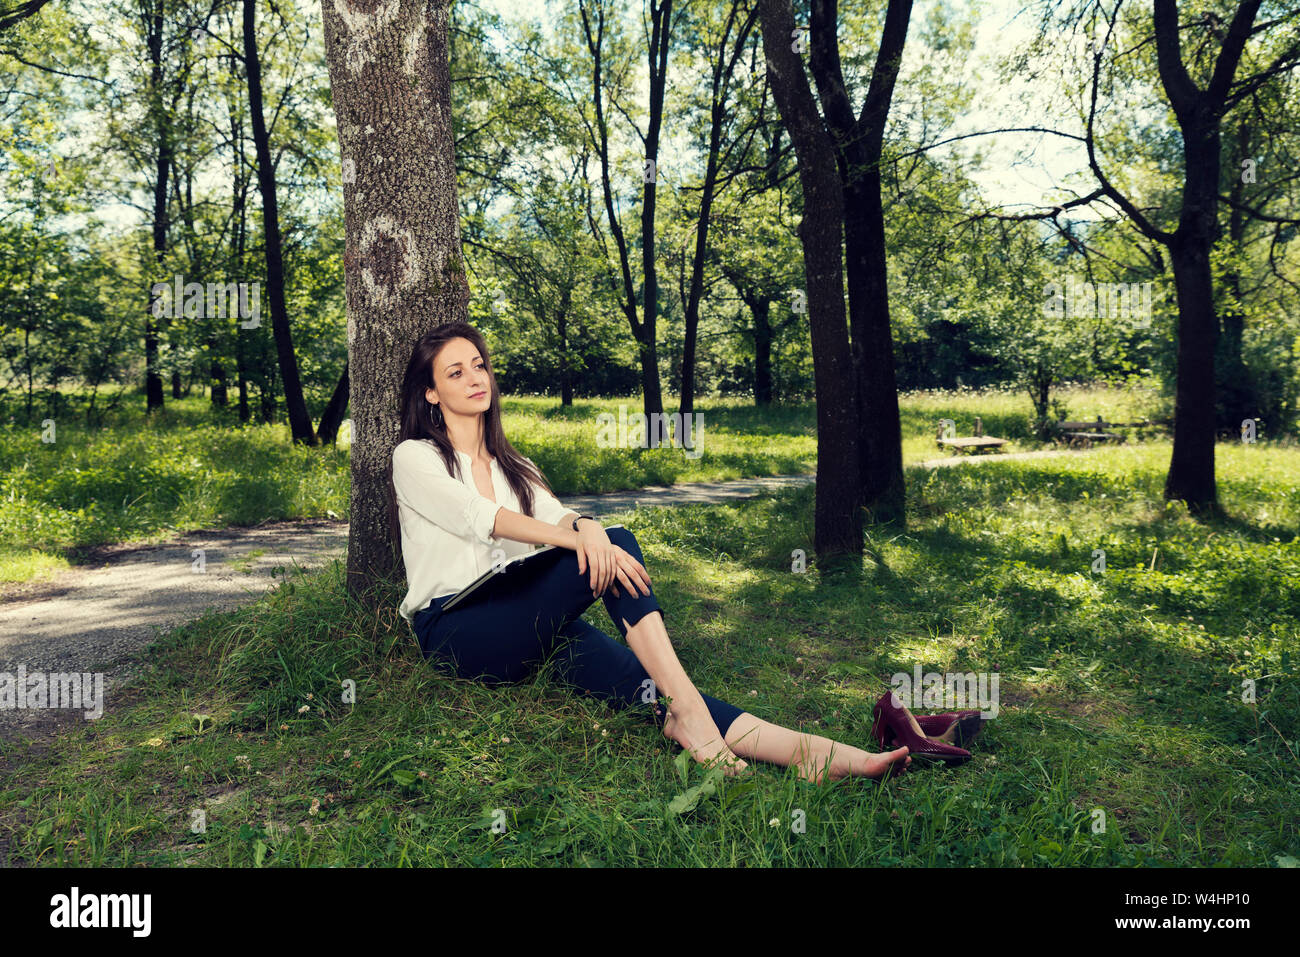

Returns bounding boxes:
[391,438,576,622]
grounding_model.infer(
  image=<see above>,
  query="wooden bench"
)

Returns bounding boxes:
[936,417,1008,454]
[1052,416,1126,448]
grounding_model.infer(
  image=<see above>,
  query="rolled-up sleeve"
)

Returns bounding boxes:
[525,457,573,526]
[392,441,502,545]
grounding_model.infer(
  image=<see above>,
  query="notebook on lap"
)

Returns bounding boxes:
[439,524,623,612]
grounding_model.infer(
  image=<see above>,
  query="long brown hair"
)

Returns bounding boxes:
[385,322,556,547]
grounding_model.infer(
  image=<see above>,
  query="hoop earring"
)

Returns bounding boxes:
[430,403,443,428]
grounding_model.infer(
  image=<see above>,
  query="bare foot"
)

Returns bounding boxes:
[662,708,750,777]
[860,746,911,779]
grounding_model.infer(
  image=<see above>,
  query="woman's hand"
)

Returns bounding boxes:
[575,524,652,599]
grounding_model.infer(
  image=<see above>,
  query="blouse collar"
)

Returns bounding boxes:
[453,448,496,468]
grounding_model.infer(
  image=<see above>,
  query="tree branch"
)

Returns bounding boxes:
[0,0,50,33]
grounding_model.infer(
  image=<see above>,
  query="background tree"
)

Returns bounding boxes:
[1009,0,1300,512]
[243,0,313,443]
[671,0,759,420]
[574,0,676,444]
[759,0,862,560]
[806,0,912,526]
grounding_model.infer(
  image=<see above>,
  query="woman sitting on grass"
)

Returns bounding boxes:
[388,322,974,782]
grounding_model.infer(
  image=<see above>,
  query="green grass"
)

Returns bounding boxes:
[0,382,1168,585]
[2,438,1296,866]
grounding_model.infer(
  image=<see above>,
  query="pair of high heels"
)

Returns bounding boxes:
[870,691,983,765]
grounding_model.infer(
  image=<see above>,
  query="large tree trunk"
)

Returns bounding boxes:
[1145,0,1264,513]
[1153,0,1237,513]
[320,0,471,602]
[809,0,909,526]
[244,0,316,444]
[759,0,862,560]
[842,174,906,524]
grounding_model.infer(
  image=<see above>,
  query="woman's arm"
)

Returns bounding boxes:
[508,457,641,594]
[493,507,646,597]
[392,441,504,545]
[490,506,584,550]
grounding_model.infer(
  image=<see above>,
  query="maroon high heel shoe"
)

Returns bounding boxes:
[872,708,984,749]
[871,692,972,765]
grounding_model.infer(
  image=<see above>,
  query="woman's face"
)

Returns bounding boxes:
[426,336,493,418]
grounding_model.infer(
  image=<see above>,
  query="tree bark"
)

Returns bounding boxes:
[759,0,862,560]
[1165,237,1220,507]
[320,0,472,602]
[1149,0,1255,512]
[1162,117,1222,509]
[808,0,909,526]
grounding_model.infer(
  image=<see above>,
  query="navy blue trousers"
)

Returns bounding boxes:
[412,525,745,737]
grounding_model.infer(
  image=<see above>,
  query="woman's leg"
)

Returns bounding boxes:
[598,527,748,773]
[721,713,912,784]
[419,526,748,772]
[547,617,911,782]
[417,537,648,683]
[595,527,915,781]
[419,525,906,780]
[547,616,747,772]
